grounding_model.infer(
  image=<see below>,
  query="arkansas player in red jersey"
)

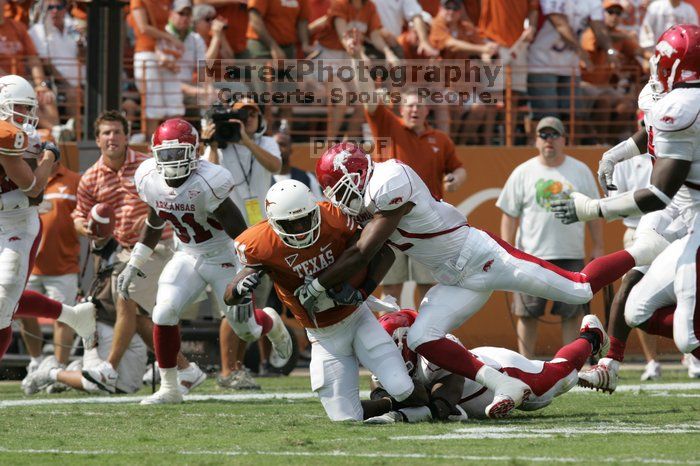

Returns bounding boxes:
[225,180,428,421]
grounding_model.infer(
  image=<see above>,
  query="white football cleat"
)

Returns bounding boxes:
[25,356,44,375]
[579,314,610,360]
[640,360,662,381]
[577,357,619,394]
[364,411,404,424]
[81,360,118,394]
[178,362,206,395]
[140,387,183,405]
[263,307,293,368]
[486,379,532,419]
[21,356,60,395]
[686,354,700,379]
[70,302,97,340]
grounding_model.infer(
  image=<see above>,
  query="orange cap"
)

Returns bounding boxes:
[603,0,623,9]
[232,98,260,113]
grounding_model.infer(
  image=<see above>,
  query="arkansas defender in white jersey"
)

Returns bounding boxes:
[0,75,95,361]
[302,143,664,419]
[552,24,700,367]
[364,310,610,423]
[118,119,292,405]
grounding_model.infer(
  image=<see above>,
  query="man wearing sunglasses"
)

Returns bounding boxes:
[497,116,603,359]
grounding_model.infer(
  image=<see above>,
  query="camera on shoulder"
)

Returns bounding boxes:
[205,102,248,146]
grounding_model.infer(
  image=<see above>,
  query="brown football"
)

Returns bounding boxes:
[88,202,115,239]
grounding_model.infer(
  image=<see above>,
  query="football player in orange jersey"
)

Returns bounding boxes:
[225,180,428,421]
[0,74,95,362]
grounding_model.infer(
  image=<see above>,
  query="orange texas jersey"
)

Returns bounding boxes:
[0,120,28,157]
[235,202,360,329]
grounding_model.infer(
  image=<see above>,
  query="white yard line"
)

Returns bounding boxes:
[0,447,697,464]
[1,382,698,408]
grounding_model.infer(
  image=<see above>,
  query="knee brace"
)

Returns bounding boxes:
[224,302,262,343]
[152,300,180,326]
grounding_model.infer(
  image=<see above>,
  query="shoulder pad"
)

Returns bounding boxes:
[368,162,413,211]
[134,158,157,195]
[0,122,27,156]
[197,160,235,200]
[652,91,700,132]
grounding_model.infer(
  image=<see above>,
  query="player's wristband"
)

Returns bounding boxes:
[598,191,644,221]
[20,176,37,193]
[41,141,60,163]
[128,242,154,269]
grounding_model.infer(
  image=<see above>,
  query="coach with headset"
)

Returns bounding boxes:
[202,98,281,390]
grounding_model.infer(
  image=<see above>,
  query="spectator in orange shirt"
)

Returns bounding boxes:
[18,160,81,391]
[580,0,642,143]
[130,0,184,137]
[344,35,467,307]
[193,4,234,59]
[0,0,61,133]
[429,0,498,143]
[194,0,249,58]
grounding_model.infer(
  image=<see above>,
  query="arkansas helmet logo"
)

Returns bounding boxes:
[655,40,677,58]
[482,259,494,272]
[389,197,403,205]
[660,115,675,125]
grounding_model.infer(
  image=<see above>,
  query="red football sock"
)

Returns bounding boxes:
[254,309,273,336]
[645,306,675,338]
[14,290,62,319]
[416,338,484,380]
[0,326,12,361]
[154,324,181,369]
[607,336,627,362]
[553,337,592,370]
[581,251,635,294]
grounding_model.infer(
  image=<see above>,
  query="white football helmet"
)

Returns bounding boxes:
[0,75,39,129]
[266,180,321,249]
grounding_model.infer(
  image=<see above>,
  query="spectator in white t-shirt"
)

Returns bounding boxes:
[639,0,699,50]
[371,0,438,57]
[496,116,604,359]
[527,0,616,139]
[271,131,323,199]
[28,0,83,139]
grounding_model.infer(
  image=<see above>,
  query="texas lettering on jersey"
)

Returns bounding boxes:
[290,244,334,277]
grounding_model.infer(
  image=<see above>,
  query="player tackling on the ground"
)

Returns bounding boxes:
[364,310,610,423]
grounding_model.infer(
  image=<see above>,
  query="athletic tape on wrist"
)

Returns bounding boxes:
[599,191,644,221]
[129,242,154,269]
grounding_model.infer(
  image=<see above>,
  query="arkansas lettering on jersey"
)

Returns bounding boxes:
[235,202,359,328]
[135,158,235,254]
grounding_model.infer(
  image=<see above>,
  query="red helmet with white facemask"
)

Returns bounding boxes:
[152,119,199,180]
[378,310,418,375]
[315,142,373,216]
[650,24,700,93]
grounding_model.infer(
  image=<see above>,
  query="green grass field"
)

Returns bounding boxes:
[0,368,698,465]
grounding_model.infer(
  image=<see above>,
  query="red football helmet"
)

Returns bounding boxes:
[650,24,700,93]
[315,142,373,216]
[151,118,199,180]
[378,310,418,375]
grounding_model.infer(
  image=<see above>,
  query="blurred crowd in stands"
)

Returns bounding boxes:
[0,0,698,145]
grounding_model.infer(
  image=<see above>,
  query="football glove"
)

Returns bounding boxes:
[326,282,365,306]
[235,272,262,297]
[551,192,601,225]
[117,264,146,300]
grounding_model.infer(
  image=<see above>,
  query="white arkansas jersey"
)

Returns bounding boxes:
[651,87,700,215]
[135,158,235,255]
[363,160,469,270]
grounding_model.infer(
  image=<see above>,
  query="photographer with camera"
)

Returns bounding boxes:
[202,98,281,390]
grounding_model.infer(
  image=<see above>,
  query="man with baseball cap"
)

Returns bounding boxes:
[202,98,281,389]
[497,115,604,358]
